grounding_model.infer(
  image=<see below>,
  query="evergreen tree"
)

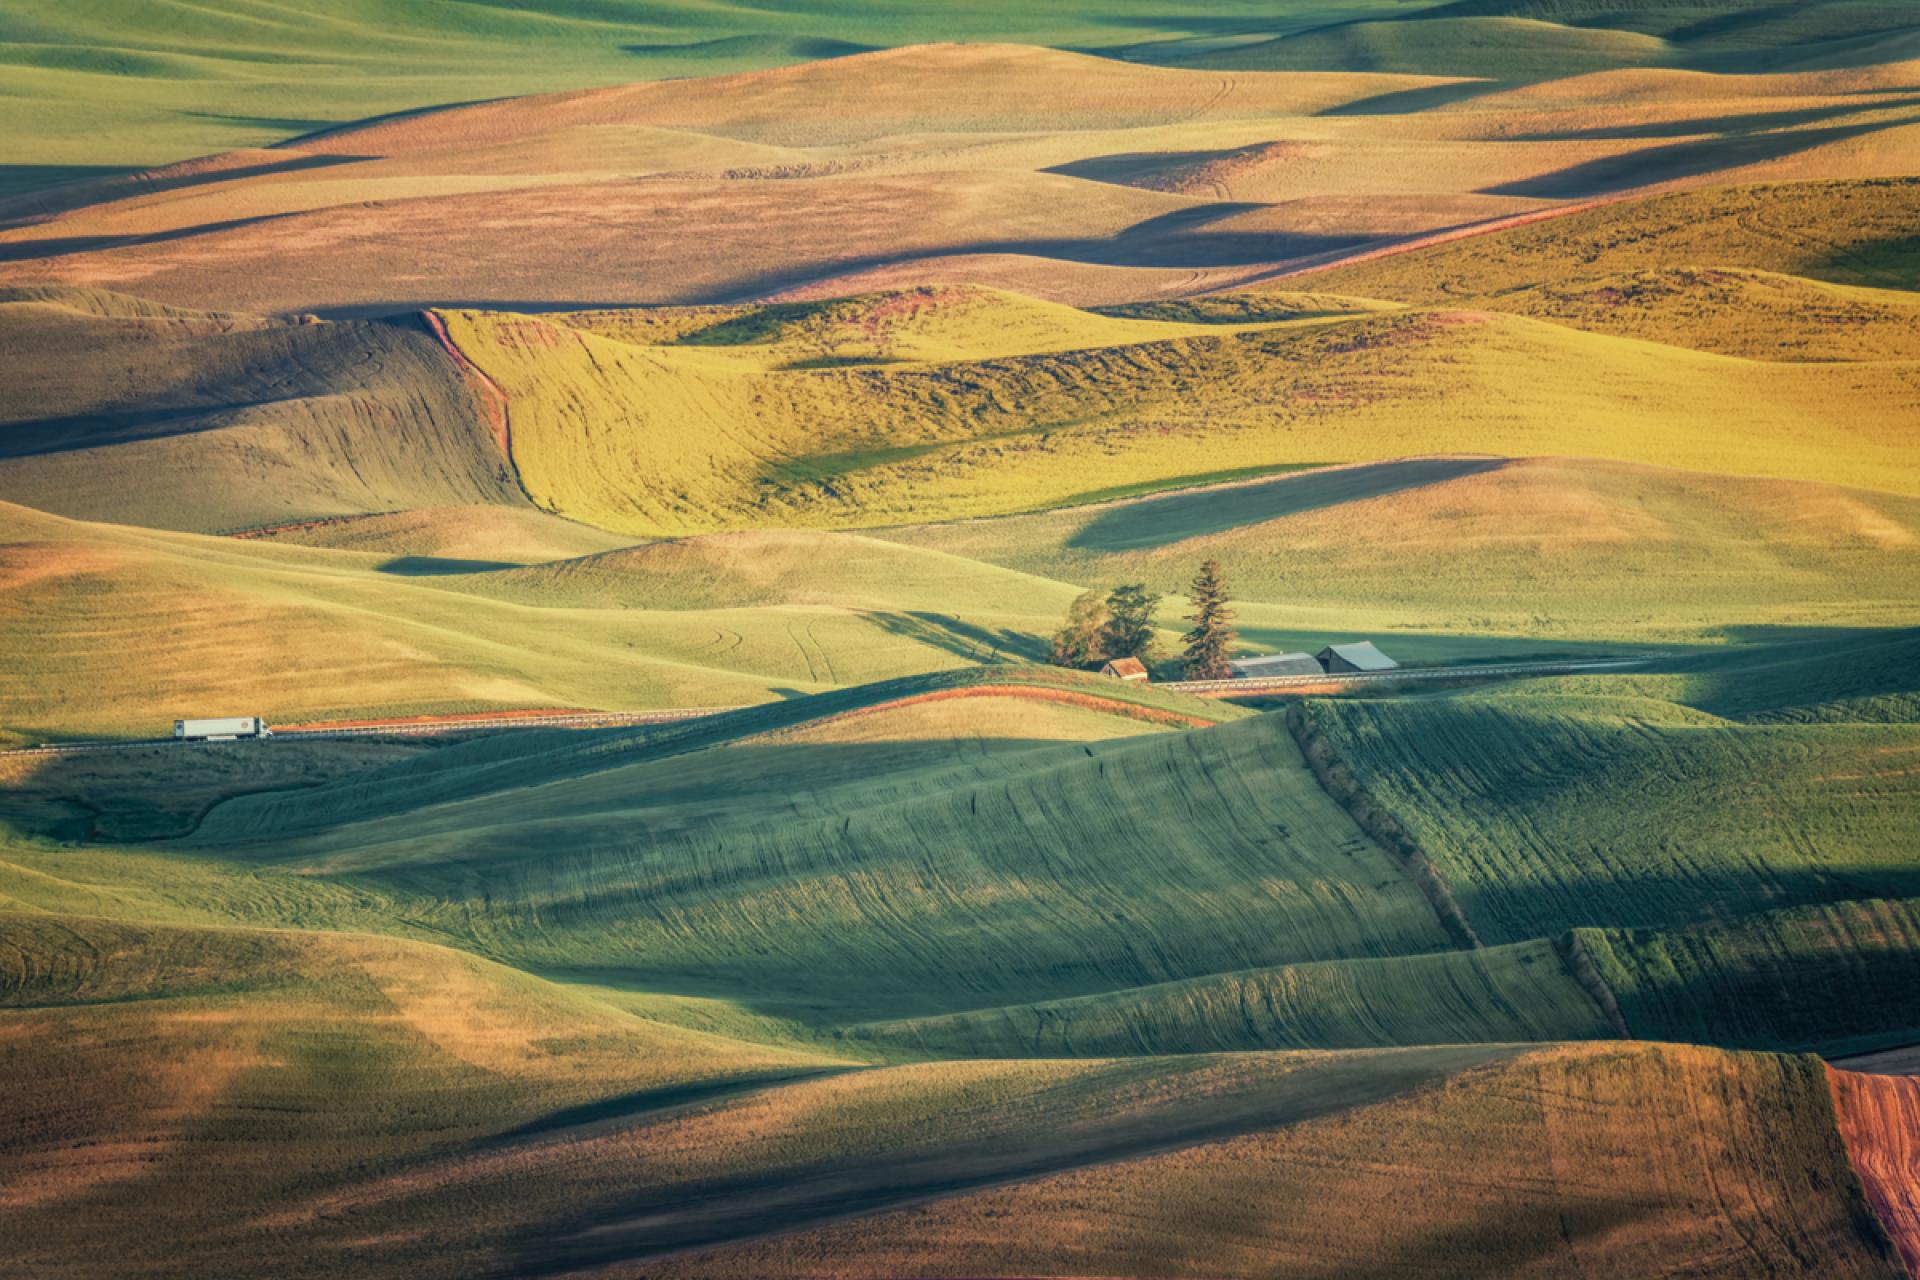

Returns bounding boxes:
[1101,583,1162,663]
[1180,559,1236,680]
[1049,589,1110,668]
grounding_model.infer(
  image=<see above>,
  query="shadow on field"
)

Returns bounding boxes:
[0,403,273,457]
[716,218,1375,301]
[508,1046,1503,1274]
[485,1068,855,1149]
[1318,79,1513,117]
[0,211,299,263]
[864,611,1046,663]
[0,164,140,206]
[0,152,365,228]
[1484,118,1917,198]
[376,555,521,576]
[1669,623,1920,722]
[620,36,873,60]
[1809,232,1920,289]
[1067,457,1509,552]
[1511,96,1920,142]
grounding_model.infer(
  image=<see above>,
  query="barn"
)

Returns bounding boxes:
[1228,653,1324,679]
[1318,641,1398,674]
[1099,656,1150,682]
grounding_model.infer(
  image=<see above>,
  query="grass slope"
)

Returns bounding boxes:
[887,455,1920,642]
[1294,683,1920,944]
[846,937,1613,1056]
[232,505,633,564]
[1308,177,1920,300]
[1587,897,1920,1054]
[649,1043,1902,1280]
[0,288,517,532]
[0,501,1091,743]
[442,298,1920,536]
[200,705,1450,1019]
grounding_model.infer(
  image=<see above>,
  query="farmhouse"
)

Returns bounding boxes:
[1099,656,1150,682]
[1228,653,1324,679]
[1318,641,1399,674]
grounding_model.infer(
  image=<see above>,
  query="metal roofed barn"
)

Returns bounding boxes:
[1318,642,1399,674]
[1229,653,1325,679]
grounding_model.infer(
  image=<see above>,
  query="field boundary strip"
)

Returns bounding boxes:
[0,658,1645,757]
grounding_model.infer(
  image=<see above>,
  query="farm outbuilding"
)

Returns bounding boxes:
[1318,642,1398,674]
[1099,657,1150,682]
[1229,653,1324,679]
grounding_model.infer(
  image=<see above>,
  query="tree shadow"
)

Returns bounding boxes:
[861,611,1045,663]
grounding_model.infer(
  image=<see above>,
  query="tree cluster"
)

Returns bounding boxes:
[1047,560,1237,680]
[1049,583,1161,669]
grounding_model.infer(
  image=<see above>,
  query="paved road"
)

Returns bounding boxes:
[3,658,1645,758]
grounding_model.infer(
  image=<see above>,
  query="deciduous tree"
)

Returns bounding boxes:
[1049,589,1110,668]
[1102,583,1162,664]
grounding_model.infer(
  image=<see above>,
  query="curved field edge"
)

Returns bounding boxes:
[842,937,1616,1057]
[191,667,1252,842]
[1831,1067,1920,1279]
[637,1043,1905,1280]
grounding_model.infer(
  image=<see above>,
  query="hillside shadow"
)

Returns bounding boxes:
[0,403,272,457]
[1665,623,1920,722]
[621,36,874,60]
[0,211,299,263]
[717,217,1374,301]
[1807,232,1920,290]
[0,153,367,229]
[1231,626,1679,671]
[863,611,1045,663]
[1483,118,1913,198]
[1047,153,1270,189]
[1511,97,1920,142]
[0,164,140,206]
[484,1068,852,1149]
[1067,457,1509,552]
[376,555,521,576]
[507,1048,1487,1275]
[1318,79,1510,117]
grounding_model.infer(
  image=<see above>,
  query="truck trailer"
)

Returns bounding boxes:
[173,716,272,741]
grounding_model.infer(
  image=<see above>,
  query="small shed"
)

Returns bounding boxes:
[1228,653,1323,679]
[1318,641,1398,674]
[1099,656,1150,682]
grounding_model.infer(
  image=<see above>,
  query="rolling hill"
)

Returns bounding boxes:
[434,294,1919,535]
[4,44,1918,314]
[0,287,517,532]
[3,10,1920,1277]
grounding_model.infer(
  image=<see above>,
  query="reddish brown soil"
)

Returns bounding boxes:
[422,309,514,465]
[1830,1065,1920,1277]
[278,707,585,733]
[791,683,1221,732]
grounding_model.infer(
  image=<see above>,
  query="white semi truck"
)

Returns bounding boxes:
[173,716,272,741]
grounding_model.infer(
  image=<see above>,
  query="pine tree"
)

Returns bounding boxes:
[1049,589,1110,668]
[1180,559,1236,680]
[1101,583,1162,664]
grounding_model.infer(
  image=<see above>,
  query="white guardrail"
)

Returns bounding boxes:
[3,659,1647,758]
